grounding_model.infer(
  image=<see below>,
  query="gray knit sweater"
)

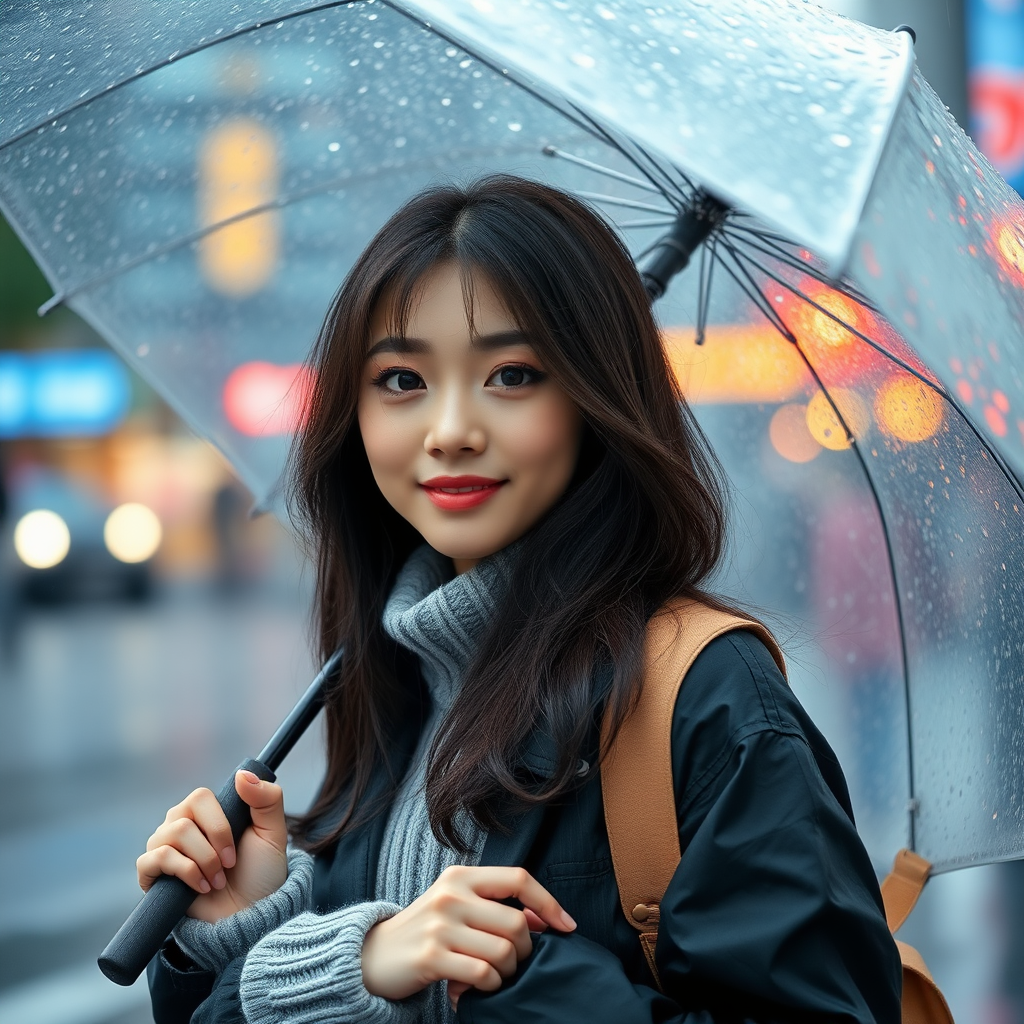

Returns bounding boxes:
[173,544,507,1023]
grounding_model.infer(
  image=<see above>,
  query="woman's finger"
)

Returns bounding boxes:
[162,787,236,870]
[145,817,225,889]
[447,925,519,978]
[459,900,533,961]
[522,908,548,933]
[458,866,576,931]
[137,845,214,894]
[447,980,471,1012]
[434,950,503,993]
[234,770,288,853]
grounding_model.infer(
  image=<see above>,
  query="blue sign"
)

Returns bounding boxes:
[0,349,130,437]
[967,0,1024,194]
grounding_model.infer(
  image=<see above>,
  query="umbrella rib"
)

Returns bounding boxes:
[541,146,667,195]
[714,239,795,337]
[574,192,677,215]
[0,0,361,154]
[558,102,688,204]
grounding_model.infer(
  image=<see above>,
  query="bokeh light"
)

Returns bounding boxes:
[14,510,71,569]
[198,119,280,296]
[103,503,163,564]
[769,403,821,463]
[223,361,311,437]
[874,376,944,443]
[805,388,869,450]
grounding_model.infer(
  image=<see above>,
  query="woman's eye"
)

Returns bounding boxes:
[375,369,424,393]
[487,365,543,389]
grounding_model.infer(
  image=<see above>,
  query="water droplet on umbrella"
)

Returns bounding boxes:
[830,133,852,148]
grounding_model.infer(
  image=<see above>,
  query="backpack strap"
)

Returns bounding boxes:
[881,851,957,1024]
[599,597,786,987]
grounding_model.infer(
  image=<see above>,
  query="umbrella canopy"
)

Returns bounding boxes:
[2,0,1023,876]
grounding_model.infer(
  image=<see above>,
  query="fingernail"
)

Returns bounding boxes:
[221,847,236,869]
[561,910,577,929]
[198,879,211,893]
[213,871,226,890]
[240,770,260,785]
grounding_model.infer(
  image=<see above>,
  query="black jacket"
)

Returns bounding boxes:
[149,629,901,1023]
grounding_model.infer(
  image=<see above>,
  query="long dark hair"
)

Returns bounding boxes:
[289,174,730,853]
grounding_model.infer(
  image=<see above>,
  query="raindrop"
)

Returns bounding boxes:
[472,100,483,109]
[136,343,150,358]
[807,103,825,117]
[571,53,596,69]
[776,81,804,93]
[830,133,852,148]
[441,97,451,106]
[508,121,522,132]
[824,79,843,91]
[394,136,406,148]
[597,5,616,19]
[328,142,340,152]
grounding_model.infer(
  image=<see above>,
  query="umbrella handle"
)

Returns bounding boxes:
[97,756,276,986]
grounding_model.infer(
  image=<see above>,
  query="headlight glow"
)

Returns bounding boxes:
[104,503,162,564]
[14,510,71,569]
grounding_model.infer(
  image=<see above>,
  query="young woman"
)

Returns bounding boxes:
[143,176,901,1024]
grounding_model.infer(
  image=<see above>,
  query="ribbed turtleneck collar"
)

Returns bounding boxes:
[382,543,514,710]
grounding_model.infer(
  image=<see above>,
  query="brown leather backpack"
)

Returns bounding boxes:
[599,598,955,1024]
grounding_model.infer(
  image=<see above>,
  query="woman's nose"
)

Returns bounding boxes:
[423,390,486,455]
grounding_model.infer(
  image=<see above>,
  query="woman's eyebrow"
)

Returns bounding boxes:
[366,336,430,359]
[366,331,532,359]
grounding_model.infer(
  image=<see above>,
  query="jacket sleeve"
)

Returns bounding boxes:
[459,631,902,1024]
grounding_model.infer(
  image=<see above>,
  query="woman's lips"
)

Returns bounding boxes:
[420,476,506,511]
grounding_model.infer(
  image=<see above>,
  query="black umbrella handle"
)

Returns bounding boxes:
[97,756,276,986]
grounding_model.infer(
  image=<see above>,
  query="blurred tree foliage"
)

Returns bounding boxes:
[0,215,52,342]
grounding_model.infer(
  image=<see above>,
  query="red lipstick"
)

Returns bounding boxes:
[420,475,506,510]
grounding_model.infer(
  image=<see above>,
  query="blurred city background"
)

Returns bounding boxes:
[2,1,1023,1022]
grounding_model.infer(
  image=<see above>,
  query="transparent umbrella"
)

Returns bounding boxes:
[2,0,1023,880]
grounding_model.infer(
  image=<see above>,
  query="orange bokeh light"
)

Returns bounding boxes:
[769,403,821,463]
[661,324,811,404]
[995,220,1024,279]
[874,376,944,443]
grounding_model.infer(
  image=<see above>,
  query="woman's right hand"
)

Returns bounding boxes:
[361,865,576,1004]
[136,769,289,923]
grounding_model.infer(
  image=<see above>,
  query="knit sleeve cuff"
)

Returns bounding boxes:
[239,901,427,1024]
[171,846,314,973]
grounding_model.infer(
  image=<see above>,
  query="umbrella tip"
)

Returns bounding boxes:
[542,145,557,157]
[893,24,916,46]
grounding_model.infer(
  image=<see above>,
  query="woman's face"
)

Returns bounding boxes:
[357,263,583,573]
